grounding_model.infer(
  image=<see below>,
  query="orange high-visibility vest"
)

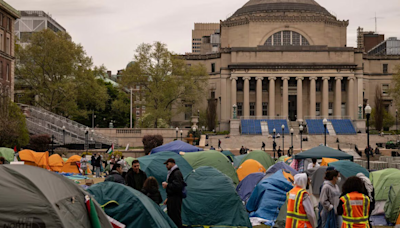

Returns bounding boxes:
[340,192,370,228]
[286,186,312,228]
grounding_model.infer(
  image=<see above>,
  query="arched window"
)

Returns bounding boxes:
[265,30,310,46]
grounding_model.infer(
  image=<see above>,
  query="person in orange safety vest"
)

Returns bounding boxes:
[286,173,316,228]
[337,176,371,228]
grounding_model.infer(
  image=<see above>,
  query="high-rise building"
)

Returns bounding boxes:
[192,23,219,53]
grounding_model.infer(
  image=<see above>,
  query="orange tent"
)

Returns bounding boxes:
[19,149,36,166]
[19,150,49,169]
[61,155,91,174]
[237,159,266,181]
[49,154,64,172]
[320,158,338,166]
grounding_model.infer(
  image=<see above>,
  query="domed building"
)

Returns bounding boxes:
[179,0,400,134]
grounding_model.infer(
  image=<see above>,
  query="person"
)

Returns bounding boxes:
[218,139,221,149]
[307,158,320,170]
[286,173,316,228]
[94,154,102,178]
[105,164,125,184]
[374,147,380,155]
[109,155,116,170]
[277,146,282,157]
[80,156,88,175]
[320,170,341,228]
[0,157,5,164]
[261,141,266,151]
[141,176,162,205]
[210,146,215,150]
[118,156,129,178]
[337,176,371,228]
[91,154,96,173]
[240,146,246,155]
[125,160,147,191]
[357,173,375,227]
[273,141,277,152]
[277,133,281,138]
[162,158,184,228]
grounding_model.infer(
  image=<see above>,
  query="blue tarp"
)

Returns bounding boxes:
[150,140,203,154]
[246,170,293,222]
[266,162,298,176]
[236,172,265,203]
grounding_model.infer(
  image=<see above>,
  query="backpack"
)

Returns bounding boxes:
[182,181,188,199]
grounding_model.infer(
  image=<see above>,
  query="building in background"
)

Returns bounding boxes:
[192,23,219,53]
[0,0,20,101]
[357,27,385,52]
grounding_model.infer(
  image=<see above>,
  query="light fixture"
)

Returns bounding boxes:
[365,104,372,115]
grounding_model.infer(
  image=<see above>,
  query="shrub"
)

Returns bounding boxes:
[29,134,51,152]
[142,135,163,155]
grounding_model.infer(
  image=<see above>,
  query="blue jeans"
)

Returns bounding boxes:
[96,167,100,177]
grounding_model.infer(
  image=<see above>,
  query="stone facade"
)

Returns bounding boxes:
[191,23,219,54]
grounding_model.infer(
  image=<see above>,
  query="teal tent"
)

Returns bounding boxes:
[182,166,252,228]
[240,150,275,170]
[294,146,353,161]
[138,151,193,200]
[221,150,235,162]
[88,182,177,228]
[0,147,14,162]
[328,160,369,178]
[233,154,246,169]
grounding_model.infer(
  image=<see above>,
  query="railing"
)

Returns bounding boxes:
[116,129,142,134]
[240,116,288,120]
[304,116,352,120]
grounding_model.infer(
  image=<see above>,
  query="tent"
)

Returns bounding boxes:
[240,150,275,170]
[88,182,176,228]
[182,151,239,185]
[125,157,136,167]
[385,184,400,224]
[266,162,298,176]
[370,168,400,201]
[233,154,246,169]
[328,160,369,178]
[306,166,346,196]
[294,146,353,161]
[277,156,288,162]
[61,155,91,174]
[150,140,203,154]
[19,150,49,169]
[138,151,193,200]
[221,150,235,162]
[182,166,252,228]
[0,165,112,227]
[236,172,266,203]
[62,158,68,162]
[320,158,338,166]
[0,147,14,162]
[237,159,266,181]
[49,154,65,172]
[247,170,293,222]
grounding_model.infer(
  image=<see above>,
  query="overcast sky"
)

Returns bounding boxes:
[9,0,400,72]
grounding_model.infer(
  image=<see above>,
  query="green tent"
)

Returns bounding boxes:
[182,151,239,185]
[88,182,177,228]
[370,168,400,201]
[294,146,353,161]
[0,147,14,162]
[221,150,234,157]
[233,154,247,169]
[240,150,275,170]
[0,165,112,227]
[277,156,288,162]
[328,160,369,178]
[62,158,68,162]
[385,184,400,223]
[138,151,193,200]
[182,166,252,228]
[125,157,136,167]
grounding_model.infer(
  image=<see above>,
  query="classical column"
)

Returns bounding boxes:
[243,77,250,117]
[231,77,237,119]
[269,77,276,117]
[256,77,263,117]
[348,77,355,119]
[282,77,289,118]
[221,77,227,121]
[322,76,330,117]
[334,77,343,117]
[309,77,317,118]
[297,77,304,121]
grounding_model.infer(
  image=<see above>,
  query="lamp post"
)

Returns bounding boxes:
[85,127,89,153]
[175,127,179,140]
[365,104,372,170]
[91,129,94,143]
[299,125,303,152]
[233,104,237,119]
[92,111,96,129]
[358,104,363,119]
[180,130,183,141]
[273,128,276,159]
[290,128,294,150]
[192,126,196,146]
[281,125,285,155]
[62,126,66,146]
[323,118,328,146]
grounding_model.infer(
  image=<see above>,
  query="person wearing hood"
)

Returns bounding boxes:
[286,173,316,228]
[319,170,341,228]
[141,176,162,205]
[125,160,147,191]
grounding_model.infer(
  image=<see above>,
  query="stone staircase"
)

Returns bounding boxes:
[261,121,269,136]
[327,121,336,136]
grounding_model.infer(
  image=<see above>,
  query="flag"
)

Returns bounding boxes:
[85,195,101,228]
[125,144,129,151]
[13,146,17,152]
[106,144,114,154]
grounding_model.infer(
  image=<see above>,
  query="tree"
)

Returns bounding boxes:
[374,85,384,131]
[121,42,208,128]
[391,65,400,108]
[371,108,395,131]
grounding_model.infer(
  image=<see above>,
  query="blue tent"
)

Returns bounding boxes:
[150,140,203,154]
[266,162,298,176]
[236,172,266,203]
[247,170,293,222]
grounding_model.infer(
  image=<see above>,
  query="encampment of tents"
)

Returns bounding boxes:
[0,147,14,162]
[49,154,64,172]
[236,172,266,204]
[385,184,400,224]
[138,151,193,200]
[88,182,177,228]
[182,166,252,228]
[239,150,275,170]
[320,158,338,166]
[0,165,112,227]
[150,140,203,154]
[370,168,400,201]
[61,155,91,174]
[237,159,266,181]
[182,151,239,185]
[19,150,49,169]
[328,160,369,178]
[294,146,353,161]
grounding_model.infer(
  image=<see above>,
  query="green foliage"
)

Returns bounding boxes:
[137,113,169,128]
[121,42,208,128]
[371,108,395,130]
[391,66,400,108]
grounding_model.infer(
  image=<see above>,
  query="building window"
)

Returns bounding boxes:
[282,31,291,46]
[382,84,389,95]
[383,64,388,74]
[249,78,256,91]
[262,79,268,91]
[211,91,215,99]
[6,37,9,55]
[211,63,215,73]
[0,14,2,26]
[262,102,268,116]
[237,103,243,116]
[185,104,192,120]
[265,30,310,46]
[329,102,333,116]
[316,103,321,116]
[328,80,333,92]
[316,80,321,92]
[237,78,243,92]
[142,106,146,110]
[136,111,140,116]
[6,64,9,81]
[6,18,10,31]
[341,80,346,92]
[136,85,140,90]
[250,102,255,116]
[136,106,140,109]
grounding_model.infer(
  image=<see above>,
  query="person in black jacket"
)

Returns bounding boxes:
[162,158,184,228]
[105,164,125,184]
[125,160,147,191]
[141,176,162,205]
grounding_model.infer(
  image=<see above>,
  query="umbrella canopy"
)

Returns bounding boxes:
[294,146,353,160]
[49,154,65,172]
[138,151,193,200]
[237,159,266,181]
[182,151,239,185]
[240,150,275,170]
[0,147,14,162]
[150,140,203,154]
[88,182,177,228]
[328,160,369,178]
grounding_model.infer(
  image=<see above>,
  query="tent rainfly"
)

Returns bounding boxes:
[150,140,203,154]
[294,146,353,161]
